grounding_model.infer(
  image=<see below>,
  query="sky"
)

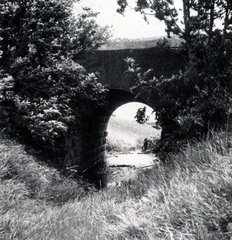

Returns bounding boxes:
[112,102,155,123]
[73,0,169,39]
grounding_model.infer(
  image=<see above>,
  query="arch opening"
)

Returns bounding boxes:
[70,89,161,188]
[106,102,161,167]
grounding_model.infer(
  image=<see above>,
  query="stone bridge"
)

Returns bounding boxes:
[65,46,186,176]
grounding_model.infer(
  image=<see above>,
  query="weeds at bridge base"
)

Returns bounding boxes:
[1,131,232,239]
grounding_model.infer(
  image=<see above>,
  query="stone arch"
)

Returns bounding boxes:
[64,88,152,174]
[107,89,147,117]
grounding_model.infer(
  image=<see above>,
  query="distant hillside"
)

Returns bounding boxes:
[106,117,161,152]
[99,37,184,50]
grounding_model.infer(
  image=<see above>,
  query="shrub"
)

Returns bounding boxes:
[0,1,110,156]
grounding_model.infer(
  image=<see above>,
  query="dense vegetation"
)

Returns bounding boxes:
[118,0,232,153]
[1,129,232,239]
[0,0,109,157]
[1,1,232,238]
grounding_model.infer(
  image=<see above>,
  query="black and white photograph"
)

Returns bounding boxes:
[1,0,232,239]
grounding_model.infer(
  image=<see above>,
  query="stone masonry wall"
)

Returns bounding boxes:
[64,131,83,168]
[80,117,108,173]
[78,47,186,90]
[64,114,110,174]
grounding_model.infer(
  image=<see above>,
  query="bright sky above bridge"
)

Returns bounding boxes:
[74,0,169,39]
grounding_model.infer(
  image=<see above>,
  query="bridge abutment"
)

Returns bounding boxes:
[63,89,148,175]
[64,113,111,174]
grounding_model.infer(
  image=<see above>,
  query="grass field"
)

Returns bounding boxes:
[1,129,232,239]
[106,116,161,152]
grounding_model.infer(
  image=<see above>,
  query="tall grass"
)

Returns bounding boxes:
[1,131,232,239]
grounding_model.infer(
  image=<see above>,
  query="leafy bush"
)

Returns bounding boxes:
[117,0,232,155]
[0,0,110,155]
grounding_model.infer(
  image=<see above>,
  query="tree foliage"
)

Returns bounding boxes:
[0,0,110,154]
[119,0,232,150]
[134,106,149,124]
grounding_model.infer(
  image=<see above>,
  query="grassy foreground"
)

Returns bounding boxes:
[1,131,232,239]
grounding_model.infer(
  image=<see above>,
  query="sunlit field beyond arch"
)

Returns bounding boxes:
[106,102,161,153]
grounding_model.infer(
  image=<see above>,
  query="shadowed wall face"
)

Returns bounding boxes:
[78,47,186,90]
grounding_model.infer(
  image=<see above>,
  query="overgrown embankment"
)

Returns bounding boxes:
[1,131,232,239]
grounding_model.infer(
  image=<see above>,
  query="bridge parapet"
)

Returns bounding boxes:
[77,47,186,89]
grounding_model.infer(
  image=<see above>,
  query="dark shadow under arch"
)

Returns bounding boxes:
[107,88,148,117]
